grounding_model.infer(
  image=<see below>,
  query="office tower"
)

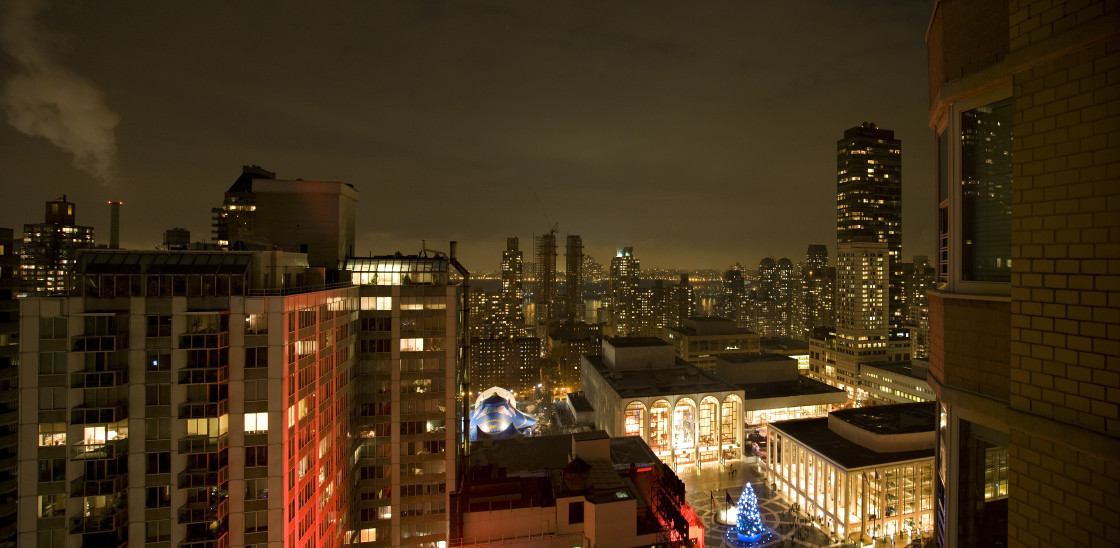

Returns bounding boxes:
[802,245,835,340]
[926,1,1119,546]
[533,232,556,338]
[607,247,639,336]
[211,165,358,277]
[498,237,524,337]
[564,234,583,323]
[18,249,355,548]
[19,196,95,296]
[0,228,17,547]
[837,122,903,327]
[346,250,465,548]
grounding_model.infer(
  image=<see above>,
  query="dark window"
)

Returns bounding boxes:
[568,501,584,524]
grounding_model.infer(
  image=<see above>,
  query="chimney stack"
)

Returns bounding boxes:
[108,201,122,249]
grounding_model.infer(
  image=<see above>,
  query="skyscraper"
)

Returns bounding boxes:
[0,228,17,547]
[499,237,524,337]
[607,247,640,336]
[836,123,903,328]
[19,196,95,296]
[534,232,556,338]
[564,234,583,323]
[802,244,835,340]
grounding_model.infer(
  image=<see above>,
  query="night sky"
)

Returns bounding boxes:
[0,0,935,271]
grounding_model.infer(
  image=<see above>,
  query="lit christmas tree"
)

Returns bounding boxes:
[735,482,764,542]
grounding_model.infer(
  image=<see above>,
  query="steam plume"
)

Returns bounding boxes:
[1,0,119,185]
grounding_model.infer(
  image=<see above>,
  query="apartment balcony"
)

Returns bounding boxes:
[177,464,229,489]
[70,505,127,534]
[178,365,229,385]
[71,401,128,424]
[179,332,229,349]
[71,473,128,497]
[71,367,129,389]
[177,434,229,455]
[178,398,229,419]
[72,438,128,460]
[180,522,229,548]
[178,497,229,524]
[71,333,129,352]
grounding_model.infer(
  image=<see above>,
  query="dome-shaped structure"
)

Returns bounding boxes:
[469,390,538,441]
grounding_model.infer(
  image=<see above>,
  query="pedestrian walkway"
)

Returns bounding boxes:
[678,459,847,548]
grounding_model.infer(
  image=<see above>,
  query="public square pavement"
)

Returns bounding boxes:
[677,459,845,548]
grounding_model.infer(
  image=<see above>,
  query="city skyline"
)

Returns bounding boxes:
[0,1,936,268]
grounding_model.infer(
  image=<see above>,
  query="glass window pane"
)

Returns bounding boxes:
[960,97,1013,282]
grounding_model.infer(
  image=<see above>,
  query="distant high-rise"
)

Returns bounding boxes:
[802,244,835,340]
[564,234,583,323]
[753,257,794,337]
[837,123,903,327]
[534,232,557,337]
[608,247,640,336]
[721,267,747,329]
[499,237,525,336]
[19,195,95,296]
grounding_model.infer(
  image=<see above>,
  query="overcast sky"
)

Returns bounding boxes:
[0,0,935,272]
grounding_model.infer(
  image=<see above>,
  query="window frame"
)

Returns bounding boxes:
[942,85,1014,297]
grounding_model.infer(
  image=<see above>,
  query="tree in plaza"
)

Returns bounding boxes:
[736,482,765,542]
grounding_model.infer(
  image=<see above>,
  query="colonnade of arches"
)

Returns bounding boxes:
[623,395,742,466]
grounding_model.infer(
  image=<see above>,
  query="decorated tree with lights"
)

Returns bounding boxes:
[735,482,765,542]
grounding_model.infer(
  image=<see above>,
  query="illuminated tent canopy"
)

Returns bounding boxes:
[469,389,538,442]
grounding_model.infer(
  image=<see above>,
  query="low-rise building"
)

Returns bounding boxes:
[581,337,743,468]
[452,431,704,548]
[766,402,936,544]
[859,361,934,404]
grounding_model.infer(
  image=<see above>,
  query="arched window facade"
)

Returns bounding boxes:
[698,396,720,464]
[624,401,646,439]
[673,398,697,465]
[722,395,742,460]
[649,400,671,457]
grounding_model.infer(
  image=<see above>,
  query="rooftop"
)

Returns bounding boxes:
[830,402,936,435]
[584,354,740,398]
[75,250,253,275]
[607,336,672,348]
[740,376,846,400]
[769,415,933,470]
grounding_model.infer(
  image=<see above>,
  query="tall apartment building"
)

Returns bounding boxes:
[901,256,935,360]
[20,196,95,296]
[802,244,835,341]
[210,165,358,277]
[18,249,355,548]
[0,228,18,547]
[471,337,540,395]
[607,247,640,336]
[534,233,557,338]
[346,251,466,548]
[564,234,583,324]
[754,257,795,337]
[498,237,524,337]
[721,267,748,329]
[836,123,904,328]
[925,0,1120,546]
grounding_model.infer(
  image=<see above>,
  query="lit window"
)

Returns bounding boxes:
[245,412,268,434]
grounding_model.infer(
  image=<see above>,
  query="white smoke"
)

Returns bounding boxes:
[1,0,119,185]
